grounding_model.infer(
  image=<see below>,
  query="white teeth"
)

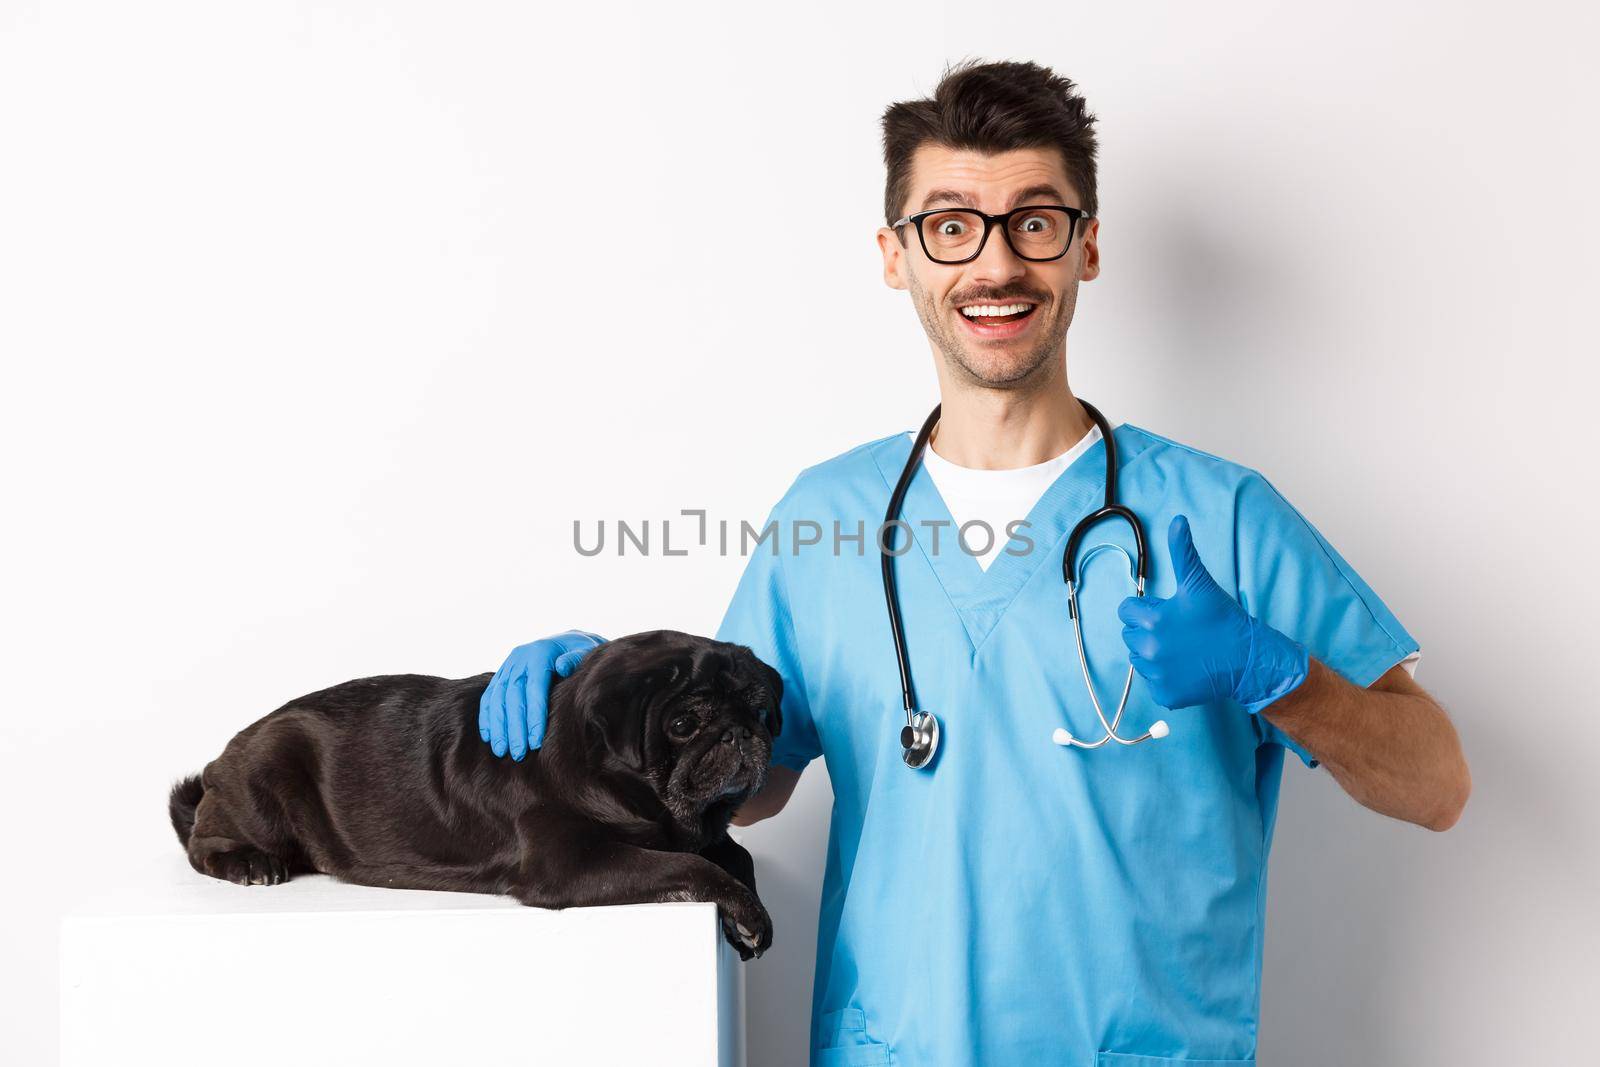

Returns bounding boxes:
[960,303,1034,318]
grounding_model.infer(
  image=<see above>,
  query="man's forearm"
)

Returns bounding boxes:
[1261,657,1470,831]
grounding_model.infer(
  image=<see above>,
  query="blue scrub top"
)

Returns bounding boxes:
[715,422,1419,1067]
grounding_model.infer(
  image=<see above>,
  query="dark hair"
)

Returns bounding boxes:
[880,58,1101,230]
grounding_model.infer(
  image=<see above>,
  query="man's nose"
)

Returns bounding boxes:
[967,224,1028,284]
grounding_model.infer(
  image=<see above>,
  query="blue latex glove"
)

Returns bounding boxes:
[1116,514,1309,714]
[479,630,606,759]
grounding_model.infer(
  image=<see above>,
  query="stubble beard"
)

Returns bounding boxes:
[909,271,1077,391]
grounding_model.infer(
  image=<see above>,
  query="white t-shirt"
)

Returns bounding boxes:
[915,423,1103,572]
[911,426,1422,678]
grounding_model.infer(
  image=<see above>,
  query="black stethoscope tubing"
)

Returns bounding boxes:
[880,399,1149,768]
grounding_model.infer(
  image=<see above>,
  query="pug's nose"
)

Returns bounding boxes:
[721,726,753,743]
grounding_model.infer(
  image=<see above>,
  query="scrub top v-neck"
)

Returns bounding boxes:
[715,420,1420,1066]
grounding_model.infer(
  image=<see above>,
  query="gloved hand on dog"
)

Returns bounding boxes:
[479,629,606,759]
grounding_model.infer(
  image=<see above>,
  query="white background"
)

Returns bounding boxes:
[3,2,1596,1063]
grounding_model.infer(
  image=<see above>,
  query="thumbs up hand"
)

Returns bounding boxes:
[1116,515,1310,713]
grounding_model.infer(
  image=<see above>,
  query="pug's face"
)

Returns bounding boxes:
[560,630,783,828]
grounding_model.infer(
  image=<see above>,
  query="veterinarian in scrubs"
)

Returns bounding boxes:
[479,60,1470,1066]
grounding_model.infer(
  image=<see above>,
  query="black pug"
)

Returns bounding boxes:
[167,629,781,959]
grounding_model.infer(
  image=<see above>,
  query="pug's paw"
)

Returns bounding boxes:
[206,847,290,886]
[716,885,773,961]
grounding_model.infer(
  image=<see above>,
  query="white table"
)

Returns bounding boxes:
[60,855,745,1066]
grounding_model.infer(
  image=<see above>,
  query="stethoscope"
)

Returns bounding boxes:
[881,400,1170,770]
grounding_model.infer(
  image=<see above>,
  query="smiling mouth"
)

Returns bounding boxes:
[956,301,1040,338]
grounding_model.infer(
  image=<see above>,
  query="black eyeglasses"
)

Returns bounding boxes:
[890,204,1093,265]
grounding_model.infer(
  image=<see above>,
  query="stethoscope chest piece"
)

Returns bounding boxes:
[901,710,940,768]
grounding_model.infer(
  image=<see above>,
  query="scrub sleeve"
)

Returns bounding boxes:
[715,494,824,773]
[1232,471,1423,768]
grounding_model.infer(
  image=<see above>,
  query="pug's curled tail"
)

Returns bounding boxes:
[168,773,205,847]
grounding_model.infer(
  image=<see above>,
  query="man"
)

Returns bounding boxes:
[480,59,1470,1064]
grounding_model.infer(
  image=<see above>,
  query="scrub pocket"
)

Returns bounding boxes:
[1096,1053,1254,1066]
[815,1007,892,1066]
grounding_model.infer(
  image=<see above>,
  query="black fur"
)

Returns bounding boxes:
[170,629,784,959]
[168,773,204,846]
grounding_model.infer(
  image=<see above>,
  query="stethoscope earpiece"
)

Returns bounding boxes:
[1052,719,1167,747]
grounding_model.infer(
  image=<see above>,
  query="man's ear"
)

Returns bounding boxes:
[877,226,909,291]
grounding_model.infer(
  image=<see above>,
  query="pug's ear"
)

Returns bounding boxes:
[596,706,644,772]
[583,663,680,773]
[588,678,648,772]
[754,660,784,739]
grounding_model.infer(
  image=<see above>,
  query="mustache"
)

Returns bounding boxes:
[950,292,1046,306]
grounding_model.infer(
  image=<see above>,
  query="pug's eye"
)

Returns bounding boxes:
[668,715,698,739]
